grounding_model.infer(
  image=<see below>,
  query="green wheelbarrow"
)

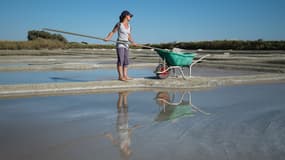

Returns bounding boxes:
[154,49,209,79]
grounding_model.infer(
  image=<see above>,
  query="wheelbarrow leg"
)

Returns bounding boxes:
[189,54,210,78]
[169,66,187,79]
[188,92,211,115]
[173,68,177,77]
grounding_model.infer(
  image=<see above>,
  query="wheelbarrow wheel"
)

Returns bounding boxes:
[155,64,170,79]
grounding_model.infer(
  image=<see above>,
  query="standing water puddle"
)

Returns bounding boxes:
[0,69,153,85]
[0,67,261,85]
[0,83,284,160]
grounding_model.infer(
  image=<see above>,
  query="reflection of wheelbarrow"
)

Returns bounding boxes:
[154,91,210,122]
[154,49,209,79]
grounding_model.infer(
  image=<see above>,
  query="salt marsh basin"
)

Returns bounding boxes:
[0,83,285,160]
[0,49,285,159]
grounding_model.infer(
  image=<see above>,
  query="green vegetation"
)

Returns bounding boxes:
[0,30,116,50]
[28,30,67,43]
[1,39,284,50]
[0,40,118,50]
[151,40,285,50]
[0,39,65,50]
[0,30,284,50]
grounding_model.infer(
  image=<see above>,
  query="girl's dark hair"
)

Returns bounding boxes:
[119,15,125,22]
[119,10,133,22]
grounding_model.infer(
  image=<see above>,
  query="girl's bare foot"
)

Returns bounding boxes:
[118,77,127,81]
[125,76,133,80]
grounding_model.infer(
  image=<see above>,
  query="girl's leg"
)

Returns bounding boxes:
[117,64,125,81]
[123,48,132,80]
[123,66,128,79]
[123,66,132,80]
[117,48,127,81]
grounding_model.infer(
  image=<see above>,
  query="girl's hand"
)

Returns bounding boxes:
[131,42,137,47]
[104,38,110,42]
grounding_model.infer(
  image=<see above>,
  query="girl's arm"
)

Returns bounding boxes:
[104,133,118,145]
[105,23,119,41]
[128,33,137,46]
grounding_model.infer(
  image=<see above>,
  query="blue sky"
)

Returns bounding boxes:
[0,0,284,43]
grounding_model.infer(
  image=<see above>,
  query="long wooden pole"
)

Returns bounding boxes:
[42,28,159,50]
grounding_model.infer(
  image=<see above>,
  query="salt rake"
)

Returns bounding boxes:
[42,28,159,50]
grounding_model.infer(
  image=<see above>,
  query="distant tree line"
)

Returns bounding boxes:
[150,39,285,50]
[27,30,68,43]
[0,40,118,50]
[0,39,66,50]
[0,30,284,50]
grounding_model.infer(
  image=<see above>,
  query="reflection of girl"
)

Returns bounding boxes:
[117,104,131,157]
[117,91,131,157]
[104,91,140,159]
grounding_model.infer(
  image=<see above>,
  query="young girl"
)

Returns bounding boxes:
[105,10,137,81]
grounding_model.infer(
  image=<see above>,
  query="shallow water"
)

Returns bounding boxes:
[0,67,259,85]
[0,83,284,160]
[0,69,153,85]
